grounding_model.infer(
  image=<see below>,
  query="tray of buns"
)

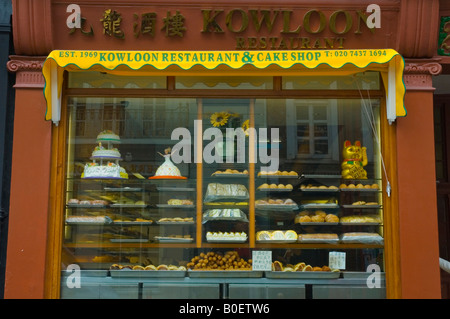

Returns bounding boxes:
[66,216,113,225]
[265,270,340,279]
[187,270,263,278]
[154,236,194,243]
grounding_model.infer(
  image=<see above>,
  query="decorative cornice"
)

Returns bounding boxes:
[403,59,442,91]
[7,55,46,88]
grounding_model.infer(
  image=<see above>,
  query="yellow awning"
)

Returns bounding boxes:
[42,49,406,125]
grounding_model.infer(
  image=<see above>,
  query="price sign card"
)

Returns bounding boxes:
[252,251,272,271]
[329,251,346,270]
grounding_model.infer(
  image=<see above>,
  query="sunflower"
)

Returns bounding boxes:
[210,112,230,127]
[242,119,250,136]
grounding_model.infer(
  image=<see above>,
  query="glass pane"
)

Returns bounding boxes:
[283,71,380,90]
[176,76,273,89]
[68,72,167,89]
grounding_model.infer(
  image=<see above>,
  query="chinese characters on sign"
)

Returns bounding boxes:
[68,8,187,39]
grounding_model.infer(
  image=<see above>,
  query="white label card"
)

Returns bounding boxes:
[252,251,272,271]
[329,251,346,270]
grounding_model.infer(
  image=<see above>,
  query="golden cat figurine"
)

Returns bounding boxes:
[341,140,368,179]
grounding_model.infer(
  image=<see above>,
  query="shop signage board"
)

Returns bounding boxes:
[42,49,406,125]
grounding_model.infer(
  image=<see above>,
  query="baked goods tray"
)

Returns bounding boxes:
[156,204,195,209]
[298,222,339,225]
[298,238,340,244]
[66,216,113,225]
[258,175,298,179]
[188,270,263,278]
[66,204,109,208]
[156,221,195,225]
[211,174,249,178]
[110,270,186,278]
[257,188,293,192]
[265,271,340,279]
[342,205,382,209]
[110,204,147,208]
[110,239,149,243]
[301,204,339,209]
[256,239,297,244]
[112,221,153,226]
[340,188,379,192]
[255,204,298,210]
[103,187,142,192]
[156,187,196,192]
[300,188,339,193]
[206,239,248,243]
[154,237,194,243]
[339,222,381,226]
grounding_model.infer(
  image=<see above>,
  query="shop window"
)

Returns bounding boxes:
[60,74,386,299]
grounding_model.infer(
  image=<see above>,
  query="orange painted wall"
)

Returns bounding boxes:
[396,90,441,298]
[4,88,51,299]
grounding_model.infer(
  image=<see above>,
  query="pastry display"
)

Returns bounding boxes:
[298,233,339,243]
[154,234,193,242]
[157,217,194,223]
[203,209,248,221]
[294,211,339,223]
[340,183,379,190]
[66,215,112,224]
[256,230,298,242]
[167,199,194,205]
[255,198,298,209]
[204,183,249,202]
[67,199,109,206]
[340,232,384,244]
[149,147,186,180]
[271,261,338,272]
[347,201,380,206]
[212,169,248,175]
[258,170,298,176]
[257,183,293,190]
[300,184,338,190]
[206,231,248,242]
[110,264,186,271]
[340,215,382,223]
[186,251,252,270]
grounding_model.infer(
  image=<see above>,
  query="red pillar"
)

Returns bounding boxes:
[5,56,51,298]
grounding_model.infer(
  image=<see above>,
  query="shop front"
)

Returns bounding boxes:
[4,0,442,299]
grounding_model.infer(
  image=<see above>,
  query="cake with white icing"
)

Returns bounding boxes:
[149,147,186,179]
[82,162,128,179]
[96,130,121,143]
[82,131,127,179]
[91,143,121,159]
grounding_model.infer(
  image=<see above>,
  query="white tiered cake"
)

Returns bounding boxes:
[82,131,128,179]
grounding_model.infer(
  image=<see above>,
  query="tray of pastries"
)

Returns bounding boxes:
[186,251,261,277]
[109,264,187,277]
[154,235,194,243]
[255,198,298,210]
[339,214,382,225]
[300,184,339,192]
[206,231,248,243]
[67,199,110,208]
[256,230,298,243]
[294,210,339,225]
[257,183,294,191]
[211,169,249,176]
[204,183,249,202]
[257,170,298,178]
[266,261,340,278]
[66,215,113,225]
[342,201,382,209]
[112,218,153,225]
[157,199,195,208]
[298,233,339,244]
[157,217,194,224]
[339,183,379,191]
